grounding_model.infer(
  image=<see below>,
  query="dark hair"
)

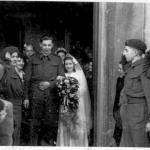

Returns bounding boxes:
[40,35,54,43]
[64,56,76,72]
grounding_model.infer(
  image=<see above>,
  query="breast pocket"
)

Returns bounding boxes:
[131,76,143,93]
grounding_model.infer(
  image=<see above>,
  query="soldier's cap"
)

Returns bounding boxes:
[125,39,147,53]
[55,47,67,55]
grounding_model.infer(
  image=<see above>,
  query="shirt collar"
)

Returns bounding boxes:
[15,67,25,79]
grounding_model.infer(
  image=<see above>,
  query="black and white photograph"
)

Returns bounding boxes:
[0,0,150,148]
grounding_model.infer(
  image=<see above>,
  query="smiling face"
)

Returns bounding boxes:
[10,52,18,66]
[40,39,53,56]
[16,57,24,70]
[64,59,74,73]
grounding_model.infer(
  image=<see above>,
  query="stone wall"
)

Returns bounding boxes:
[94,2,146,146]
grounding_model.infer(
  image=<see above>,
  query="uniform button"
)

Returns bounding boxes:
[49,110,51,112]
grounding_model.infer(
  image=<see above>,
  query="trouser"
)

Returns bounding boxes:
[30,98,59,146]
[120,102,148,147]
[13,104,22,146]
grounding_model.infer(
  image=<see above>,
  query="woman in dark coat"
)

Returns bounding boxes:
[0,46,24,145]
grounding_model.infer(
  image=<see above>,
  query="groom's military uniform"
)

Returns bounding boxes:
[24,53,64,145]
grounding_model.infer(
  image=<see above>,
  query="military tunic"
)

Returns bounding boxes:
[120,59,148,147]
[24,53,64,145]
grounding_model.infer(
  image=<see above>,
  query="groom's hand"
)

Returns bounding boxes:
[39,81,50,90]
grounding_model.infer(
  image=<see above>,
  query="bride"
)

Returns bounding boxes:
[56,56,92,146]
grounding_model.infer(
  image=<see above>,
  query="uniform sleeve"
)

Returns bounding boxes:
[49,57,64,88]
[24,59,32,100]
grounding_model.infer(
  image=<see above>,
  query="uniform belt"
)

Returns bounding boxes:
[127,96,146,104]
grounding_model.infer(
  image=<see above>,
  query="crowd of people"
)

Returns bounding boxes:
[1,35,149,147]
[0,35,92,146]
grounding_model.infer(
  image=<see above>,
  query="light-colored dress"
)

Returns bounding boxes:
[56,70,91,146]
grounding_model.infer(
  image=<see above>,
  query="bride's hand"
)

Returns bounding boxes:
[57,76,65,80]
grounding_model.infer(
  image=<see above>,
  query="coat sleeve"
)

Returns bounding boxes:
[141,74,150,122]
[49,57,64,88]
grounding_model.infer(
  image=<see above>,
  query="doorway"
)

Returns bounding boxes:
[0,1,95,146]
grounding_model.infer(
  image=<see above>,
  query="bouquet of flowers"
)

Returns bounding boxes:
[56,76,79,127]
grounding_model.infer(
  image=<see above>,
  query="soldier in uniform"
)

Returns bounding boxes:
[24,36,64,146]
[120,39,150,147]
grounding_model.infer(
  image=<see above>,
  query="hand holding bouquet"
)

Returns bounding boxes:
[56,76,80,138]
[56,76,79,112]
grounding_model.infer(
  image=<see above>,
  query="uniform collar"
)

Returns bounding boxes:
[131,58,143,68]
[39,52,53,60]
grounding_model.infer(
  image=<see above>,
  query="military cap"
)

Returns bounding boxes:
[125,39,147,53]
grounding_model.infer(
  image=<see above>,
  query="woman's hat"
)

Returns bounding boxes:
[55,47,67,55]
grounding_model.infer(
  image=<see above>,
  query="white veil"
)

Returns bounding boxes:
[67,53,92,135]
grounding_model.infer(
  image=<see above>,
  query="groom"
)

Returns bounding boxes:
[24,35,64,145]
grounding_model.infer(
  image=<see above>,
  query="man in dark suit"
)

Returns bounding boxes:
[24,36,64,146]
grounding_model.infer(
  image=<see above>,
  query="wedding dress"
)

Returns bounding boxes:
[56,68,92,146]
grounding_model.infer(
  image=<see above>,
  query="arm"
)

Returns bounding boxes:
[49,57,65,88]
[24,59,32,108]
